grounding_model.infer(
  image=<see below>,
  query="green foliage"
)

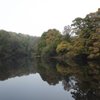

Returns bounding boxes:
[87,32,100,59]
[37,8,100,60]
[56,41,72,55]
[37,29,62,57]
[0,30,39,59]
[71,17,84,35]
[71,38,87,55]
[70,8,100,59]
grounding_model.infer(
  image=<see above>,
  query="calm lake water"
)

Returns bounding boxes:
[0,57,100,100]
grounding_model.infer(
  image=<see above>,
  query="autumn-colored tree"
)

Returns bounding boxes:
[56,41,72,55]
[37,29,62,57]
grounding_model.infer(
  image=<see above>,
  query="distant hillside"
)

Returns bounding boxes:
[0,30,39,59]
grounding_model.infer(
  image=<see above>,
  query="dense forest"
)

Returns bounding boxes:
[0,8,100,100]
[0,30,39,59]
[37,8,100,60]
[0,8,100,61]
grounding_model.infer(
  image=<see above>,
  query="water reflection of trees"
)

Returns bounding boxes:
[0,57,100,100]
[36,58,61,85]
[36,58,100,100]
[56,60,100,100]
[37,58,100,100]
[0,57,37,80]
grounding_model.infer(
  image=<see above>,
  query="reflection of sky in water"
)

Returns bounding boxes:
[0,73,74,100]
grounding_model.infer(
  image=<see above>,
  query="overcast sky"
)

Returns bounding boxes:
[0,0,100,36]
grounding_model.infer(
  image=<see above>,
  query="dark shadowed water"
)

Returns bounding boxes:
[0,57,100,100]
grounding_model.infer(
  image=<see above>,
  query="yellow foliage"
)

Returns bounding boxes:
[56,41,72,54]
